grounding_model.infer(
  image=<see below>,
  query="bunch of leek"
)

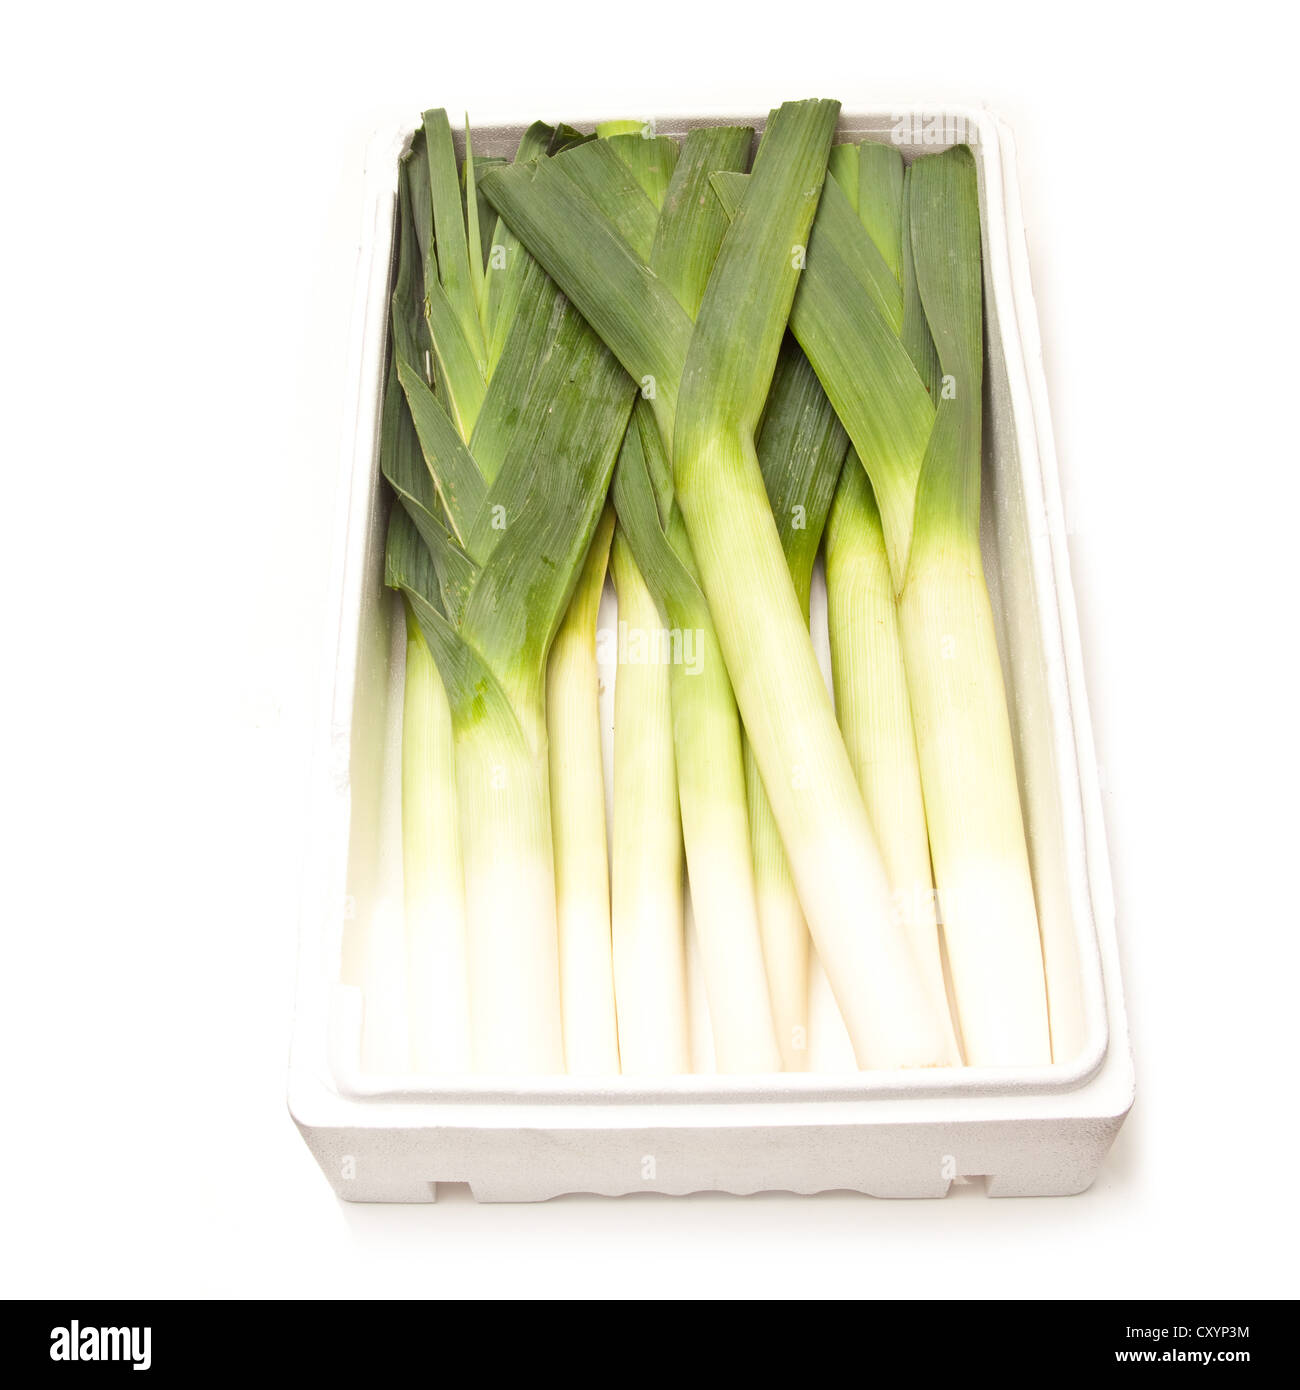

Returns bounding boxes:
[485,103,956,1068]
[373,102,1052,1077]
[488,124,785,1072]
[384,112,634,1073]
[714,139,1051,1064]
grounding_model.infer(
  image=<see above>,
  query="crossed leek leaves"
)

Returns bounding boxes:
[381,113,631,749]
[384,109,978,785]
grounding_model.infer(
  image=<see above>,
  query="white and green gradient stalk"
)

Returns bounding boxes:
[399,607,471,1073]
[609,534,690,1074]
[672,616,784,1071]
[898,537,1047,1065]
[590,126,781,1072]
[900,147,1050,1065]
[746,342,851,1070]
[612,408,781,1074]
[545,509,619,1074]
[825,463,959,1060]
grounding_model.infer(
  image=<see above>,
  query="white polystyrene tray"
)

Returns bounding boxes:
[289,106,1134,1202]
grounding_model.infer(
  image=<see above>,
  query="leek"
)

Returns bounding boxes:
[382,364,470,1074]
[900,147,1050,1065]
[386,112,635,1072]
[590,126,692,1074]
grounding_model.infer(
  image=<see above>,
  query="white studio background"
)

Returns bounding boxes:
[1,1,1296,1300]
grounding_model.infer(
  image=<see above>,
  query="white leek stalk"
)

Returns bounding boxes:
[399,606,470,1072]
[744,761,808,1067]
[350,594,413,1073]
[546,509,619,1073]
[449,694,562,1070]
[609,533,691,1073]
